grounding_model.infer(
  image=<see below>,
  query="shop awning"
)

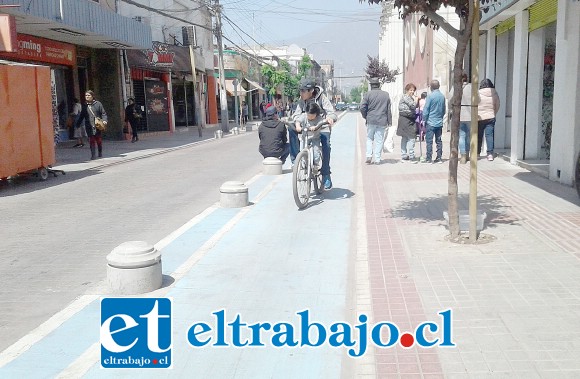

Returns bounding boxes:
[245,78,265,93]
[224,79,247,96]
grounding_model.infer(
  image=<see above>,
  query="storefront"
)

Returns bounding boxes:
[0,34,76,138]
[126,42,200,132]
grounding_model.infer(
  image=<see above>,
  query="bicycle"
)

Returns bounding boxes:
[290,119,329,209]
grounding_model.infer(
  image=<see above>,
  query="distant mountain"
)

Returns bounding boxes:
[291,18,382,89]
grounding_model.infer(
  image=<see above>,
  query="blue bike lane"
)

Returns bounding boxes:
[0,112,361,378]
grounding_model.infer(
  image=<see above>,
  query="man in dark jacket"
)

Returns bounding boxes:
[259,105,289,164]
[360,77,392,164]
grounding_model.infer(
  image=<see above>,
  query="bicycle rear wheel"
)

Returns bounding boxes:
[292,150,310,209]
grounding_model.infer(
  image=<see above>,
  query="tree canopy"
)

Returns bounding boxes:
[360,0,473,41]
[365,55,400,84]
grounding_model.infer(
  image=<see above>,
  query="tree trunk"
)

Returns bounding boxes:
[447,32,471,239]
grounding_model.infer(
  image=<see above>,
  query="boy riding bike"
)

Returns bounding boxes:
[290,78,337,189]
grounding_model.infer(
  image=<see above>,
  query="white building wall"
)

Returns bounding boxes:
[510,10,529,164]
[525,27,546,159]
[494,32,509,150]
[378,3,404,110]
[550,0,580,185]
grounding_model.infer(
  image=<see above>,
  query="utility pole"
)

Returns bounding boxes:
[214,0,229,132]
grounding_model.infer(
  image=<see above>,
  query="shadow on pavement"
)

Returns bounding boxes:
[0,169,101,198]
[324,187,355,200]
[389,194,518,228]
[513,171,580,207]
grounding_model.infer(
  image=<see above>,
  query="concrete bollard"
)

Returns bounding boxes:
[215,130,223,139]
[232,127,240,135]
[245,124,254,132]
[220,181,248,208]
[262,157,283,175]
[106,241,162,294]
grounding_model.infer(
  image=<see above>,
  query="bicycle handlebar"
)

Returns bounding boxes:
[280,117,329,132]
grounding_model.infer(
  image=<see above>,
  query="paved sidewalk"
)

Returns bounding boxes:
[52,123,257,172]
[358,118,580,378]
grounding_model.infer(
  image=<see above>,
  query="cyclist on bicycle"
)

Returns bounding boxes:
[290,78,337,189]
[294,103,325,167]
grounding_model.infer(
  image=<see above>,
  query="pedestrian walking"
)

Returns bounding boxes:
[397,83,418,163]
[76,90,108,160]
[477,78,500,161]
[360,77,392,165]
[422,80,446,164]
[124,97,141,143]
[449,73,478,164]
[71,98,86,148]
[241,101,248,125]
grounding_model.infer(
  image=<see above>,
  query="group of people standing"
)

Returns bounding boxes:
[362,74,500,165]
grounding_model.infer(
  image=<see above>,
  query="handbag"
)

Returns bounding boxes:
[95,117,106,131]
[88,104,106,132]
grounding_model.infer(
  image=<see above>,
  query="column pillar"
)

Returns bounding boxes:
[510,10,529,164]
[550,0,580,184]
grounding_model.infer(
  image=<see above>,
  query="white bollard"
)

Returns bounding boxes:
[263,157,283,175]
[215,130,223,139]
[106,241,162,294]
[220,181,248,208]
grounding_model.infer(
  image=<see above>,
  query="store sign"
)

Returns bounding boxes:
[0,34,76,66]
[0,14,17,52]
[144,42,175,68]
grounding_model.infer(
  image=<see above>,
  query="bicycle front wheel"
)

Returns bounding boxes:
[292,150,311,209]
[313,165,323,195]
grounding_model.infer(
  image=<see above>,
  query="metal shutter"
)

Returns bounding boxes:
[529,0,558,32]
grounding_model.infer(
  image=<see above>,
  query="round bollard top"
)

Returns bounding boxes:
[107,241,161,269]
[263,157,282,165]
[220,181,248,194]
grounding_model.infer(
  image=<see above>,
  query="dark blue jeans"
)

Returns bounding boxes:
[289,129,331,176]
[425,126,443,161]
[478,118,495,155]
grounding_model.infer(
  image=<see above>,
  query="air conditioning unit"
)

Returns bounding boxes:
[134,16,150,24]
[182,26,197,47]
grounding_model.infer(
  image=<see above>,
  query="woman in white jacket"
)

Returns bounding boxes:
[477,79,500,161]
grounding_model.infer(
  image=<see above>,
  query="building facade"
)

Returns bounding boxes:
[0,0,216,140]
[479,0,579,186]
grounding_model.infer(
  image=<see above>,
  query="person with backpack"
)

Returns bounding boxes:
[290,78,337,189]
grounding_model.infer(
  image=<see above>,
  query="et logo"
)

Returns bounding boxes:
[100,298,172,368]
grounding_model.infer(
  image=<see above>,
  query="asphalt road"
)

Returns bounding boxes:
[0,132,263,351]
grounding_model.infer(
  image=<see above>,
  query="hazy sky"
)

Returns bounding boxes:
[220,0,382,47]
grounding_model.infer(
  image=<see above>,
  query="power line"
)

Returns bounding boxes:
[119,0,213,32]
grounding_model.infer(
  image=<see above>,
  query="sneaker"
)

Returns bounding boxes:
[410,158,418,164]
[422,159,432,164]
[487,154,494,161]
[433,158,443,164]
[365,157,372,164]
[323,175,332,190]
[374,161,380,165]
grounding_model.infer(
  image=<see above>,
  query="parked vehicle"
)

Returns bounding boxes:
[348,102,359,111]
[335,102,347,111]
